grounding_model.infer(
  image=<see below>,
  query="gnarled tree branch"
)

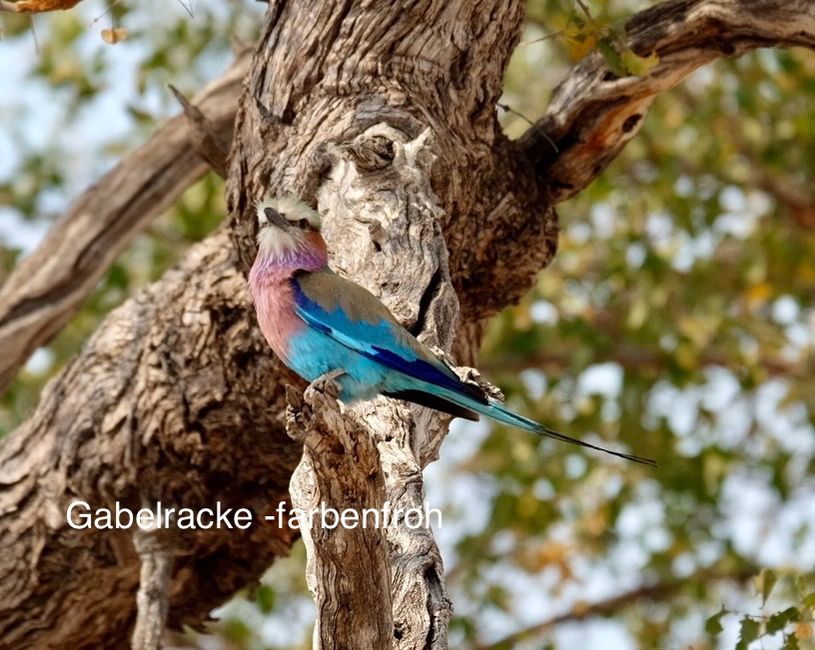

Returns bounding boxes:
[286,380,393,649]
[0,51,249,396]
[521,0,815,203]
[0,1,530,647]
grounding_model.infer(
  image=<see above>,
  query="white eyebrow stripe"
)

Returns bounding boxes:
[255,194,322,230]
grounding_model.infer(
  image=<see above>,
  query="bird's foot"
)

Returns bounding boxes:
[310,368,346,400]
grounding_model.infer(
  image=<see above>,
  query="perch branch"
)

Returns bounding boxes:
[286,379,393,649]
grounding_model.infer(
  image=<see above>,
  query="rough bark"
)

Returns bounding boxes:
[223,2,531,645]
[131,527,175,650]
[1,0,813,647]
[287,381,393,649]
[284,126,463,649]
[0,51,249,396]
[1,1,531,647]
[521,0,815,204]
[0,228,302,649]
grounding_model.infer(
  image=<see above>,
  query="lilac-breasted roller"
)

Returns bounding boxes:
[248,195,654,466]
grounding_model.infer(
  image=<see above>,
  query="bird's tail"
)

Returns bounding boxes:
[431,385,656,467]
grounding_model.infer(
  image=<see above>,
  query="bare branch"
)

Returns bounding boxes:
[475,566,756,650]
[519,0,815,203]
[169,84,231,178]
[287,380,393,649]
[483,345,813,380]
[0,51,249,396]
[131,527,175,650]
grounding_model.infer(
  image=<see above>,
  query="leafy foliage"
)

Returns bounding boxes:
[706,572,815,650]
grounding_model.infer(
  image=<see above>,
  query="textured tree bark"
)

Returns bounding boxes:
[223,2,531,645]
[286,381,393,649]
[284,125,468,649]
[1,1,532,647]
[0,228,303,649]
[0,51,249,396]
[1,0,813,648]
[522,0,815,203]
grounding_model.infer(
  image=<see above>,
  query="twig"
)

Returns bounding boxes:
[168,84,230,178]
[475,566,756,650]
[131,526,175,650]
[498,102,558,154]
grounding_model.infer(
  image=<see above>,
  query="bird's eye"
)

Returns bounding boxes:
[298,218,311,229]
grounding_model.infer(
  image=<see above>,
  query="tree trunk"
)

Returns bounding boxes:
[0,1,542,647]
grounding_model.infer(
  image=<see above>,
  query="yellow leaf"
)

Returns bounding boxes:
[621,49,660,76]
[564,22,598,61]
[746,282,771,307]
[13,0,81,12]
[678,315,712,348]
[101,27,128,44]
[674,342,699,370]
[796,623,813,641]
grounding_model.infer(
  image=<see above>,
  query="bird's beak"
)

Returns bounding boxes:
[264,207,291,230]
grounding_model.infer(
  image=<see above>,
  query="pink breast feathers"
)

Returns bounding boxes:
[249,272,305,366]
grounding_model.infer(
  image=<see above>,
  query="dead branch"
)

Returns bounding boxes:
[0,51,249,396]
[475,566,756,650]
[520,0,815,203]
[169,84,231,178]
[286,379,393,649]
[131,526,175,650]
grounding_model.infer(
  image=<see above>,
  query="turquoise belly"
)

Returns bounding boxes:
[286,327,391,402]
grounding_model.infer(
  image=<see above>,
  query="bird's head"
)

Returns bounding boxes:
[254,194,326,265]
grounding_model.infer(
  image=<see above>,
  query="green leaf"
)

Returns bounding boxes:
[767,607,800,635]
[756,568,779,605]
[621,49,660,76]
[735,617,761,650]
[254,584,275,614]
[706,607,727,636]
[597,37,626,77]
[783,633,800,650]
[222,618,252,644]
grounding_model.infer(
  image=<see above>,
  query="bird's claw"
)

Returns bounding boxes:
[310,369,346,399]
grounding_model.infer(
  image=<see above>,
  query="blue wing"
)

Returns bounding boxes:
[291,271,657,466]
[291,270,488,406]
